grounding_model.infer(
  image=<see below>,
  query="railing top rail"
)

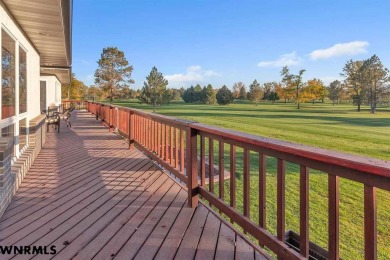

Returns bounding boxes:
[90,101,195,128]
[192,122,390,180]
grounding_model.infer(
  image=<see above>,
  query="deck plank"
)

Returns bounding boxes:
[133,189,188,259]
[235,234,255,260]
[215,223,236,260]
[0,111,268,260]
[194,211,221,259]
[174,204,209,259]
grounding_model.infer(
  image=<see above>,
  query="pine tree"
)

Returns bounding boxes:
[94,47,134,103]
[138,67,169,112]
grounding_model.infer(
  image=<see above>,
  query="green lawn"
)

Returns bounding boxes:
[114,99,390,259]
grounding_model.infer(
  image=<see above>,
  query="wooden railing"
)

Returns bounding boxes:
[85,101,390,260]
[61,100,87,110]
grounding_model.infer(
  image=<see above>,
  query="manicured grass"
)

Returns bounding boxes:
[114,99,390,259]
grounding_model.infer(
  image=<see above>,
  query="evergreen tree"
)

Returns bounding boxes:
[216,85,233,105]
[248,79,263,105]
[94,47,134,103]
[138,66,169,112]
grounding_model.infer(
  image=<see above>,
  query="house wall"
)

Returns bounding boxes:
[40,75,62,108]
[0,3,47,217]
[0,2,41,120]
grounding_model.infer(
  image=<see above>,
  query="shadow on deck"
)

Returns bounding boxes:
[0,111,267,260]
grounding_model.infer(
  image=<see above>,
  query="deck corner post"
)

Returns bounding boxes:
[186,126,199,208]
[108,106,113,132]
[128,111,135,149]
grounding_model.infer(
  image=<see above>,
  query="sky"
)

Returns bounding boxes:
[72,0,390,89]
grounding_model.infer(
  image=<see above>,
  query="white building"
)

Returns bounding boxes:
[0,0,72,215]
[0,0,71,158]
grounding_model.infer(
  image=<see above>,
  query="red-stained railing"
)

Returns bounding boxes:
[61,100,87,111]
[85,101,390,260]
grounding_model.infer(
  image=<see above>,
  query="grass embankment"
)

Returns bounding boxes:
[114,99,390,259]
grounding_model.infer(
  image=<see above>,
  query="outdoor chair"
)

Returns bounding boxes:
[59,107,73,127]
[42,109,60,133]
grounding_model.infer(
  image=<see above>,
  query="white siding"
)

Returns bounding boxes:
[40,75,61,108]
[1,3,41,159]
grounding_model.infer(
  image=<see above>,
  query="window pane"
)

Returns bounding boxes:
[2,124,15,158]
[1,30,16,119]
[19,47,27,113]
[19,118,27,150]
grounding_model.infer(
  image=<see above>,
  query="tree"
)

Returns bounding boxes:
[232,82,245,99]
[361,55,389,113]
[248,79,263,105]
[263,82,279,103]
[275,83,294,103]
[94,47,134,103]
[302,78,327,104]
[138,66,169,112]
[216,85,233,105]
[201,84,216,104]
[182,86,195,103]
[194,84,203,103]
[341,60,365,111]
[281,66,306,109]
[239,85,247,100]
[328,80,345,105]
[62,73,87,100]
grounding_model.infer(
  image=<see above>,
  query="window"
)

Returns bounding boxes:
[19,47,27,113]
[19,118,27,151]
[2,124,15,158]
[1,30,16,119]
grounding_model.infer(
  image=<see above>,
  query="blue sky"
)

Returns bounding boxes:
[73,0,390,89]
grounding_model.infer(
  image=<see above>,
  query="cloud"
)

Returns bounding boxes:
[165,65,221,84]
[81,60,91,65]
[257,52,303,67]
[310,41,369,60]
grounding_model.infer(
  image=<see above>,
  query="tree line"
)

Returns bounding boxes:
[63,47,389,113]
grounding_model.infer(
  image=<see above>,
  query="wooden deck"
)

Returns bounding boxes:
[0,111,267,260]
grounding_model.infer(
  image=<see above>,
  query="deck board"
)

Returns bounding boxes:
[0,111,268,260]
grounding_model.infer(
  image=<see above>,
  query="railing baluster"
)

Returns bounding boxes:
[154,121,157,153]
[259,153,266,229]
[165,125,169,161]
[175,128,179,169]
[180,130,185,173]
[219,141,224,200]
[149,119,152,150]
[300,165,309,258]
[162,124,165,159]
[200,136,206,186]
[230,145,236,209]
[135,115,138,142]
[170,126,174,166]
[145,118,148,147]
[364,185,377,260]
[209,138,214,193]
[243,149,250,220]
[277,158,285,242]
[328,174,339,260]
[157,123,161,156]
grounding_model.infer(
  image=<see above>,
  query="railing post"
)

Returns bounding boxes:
[108,106,112,132]
[186,126,198,208]
[96,103,99,120]
[128,111,134,149]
